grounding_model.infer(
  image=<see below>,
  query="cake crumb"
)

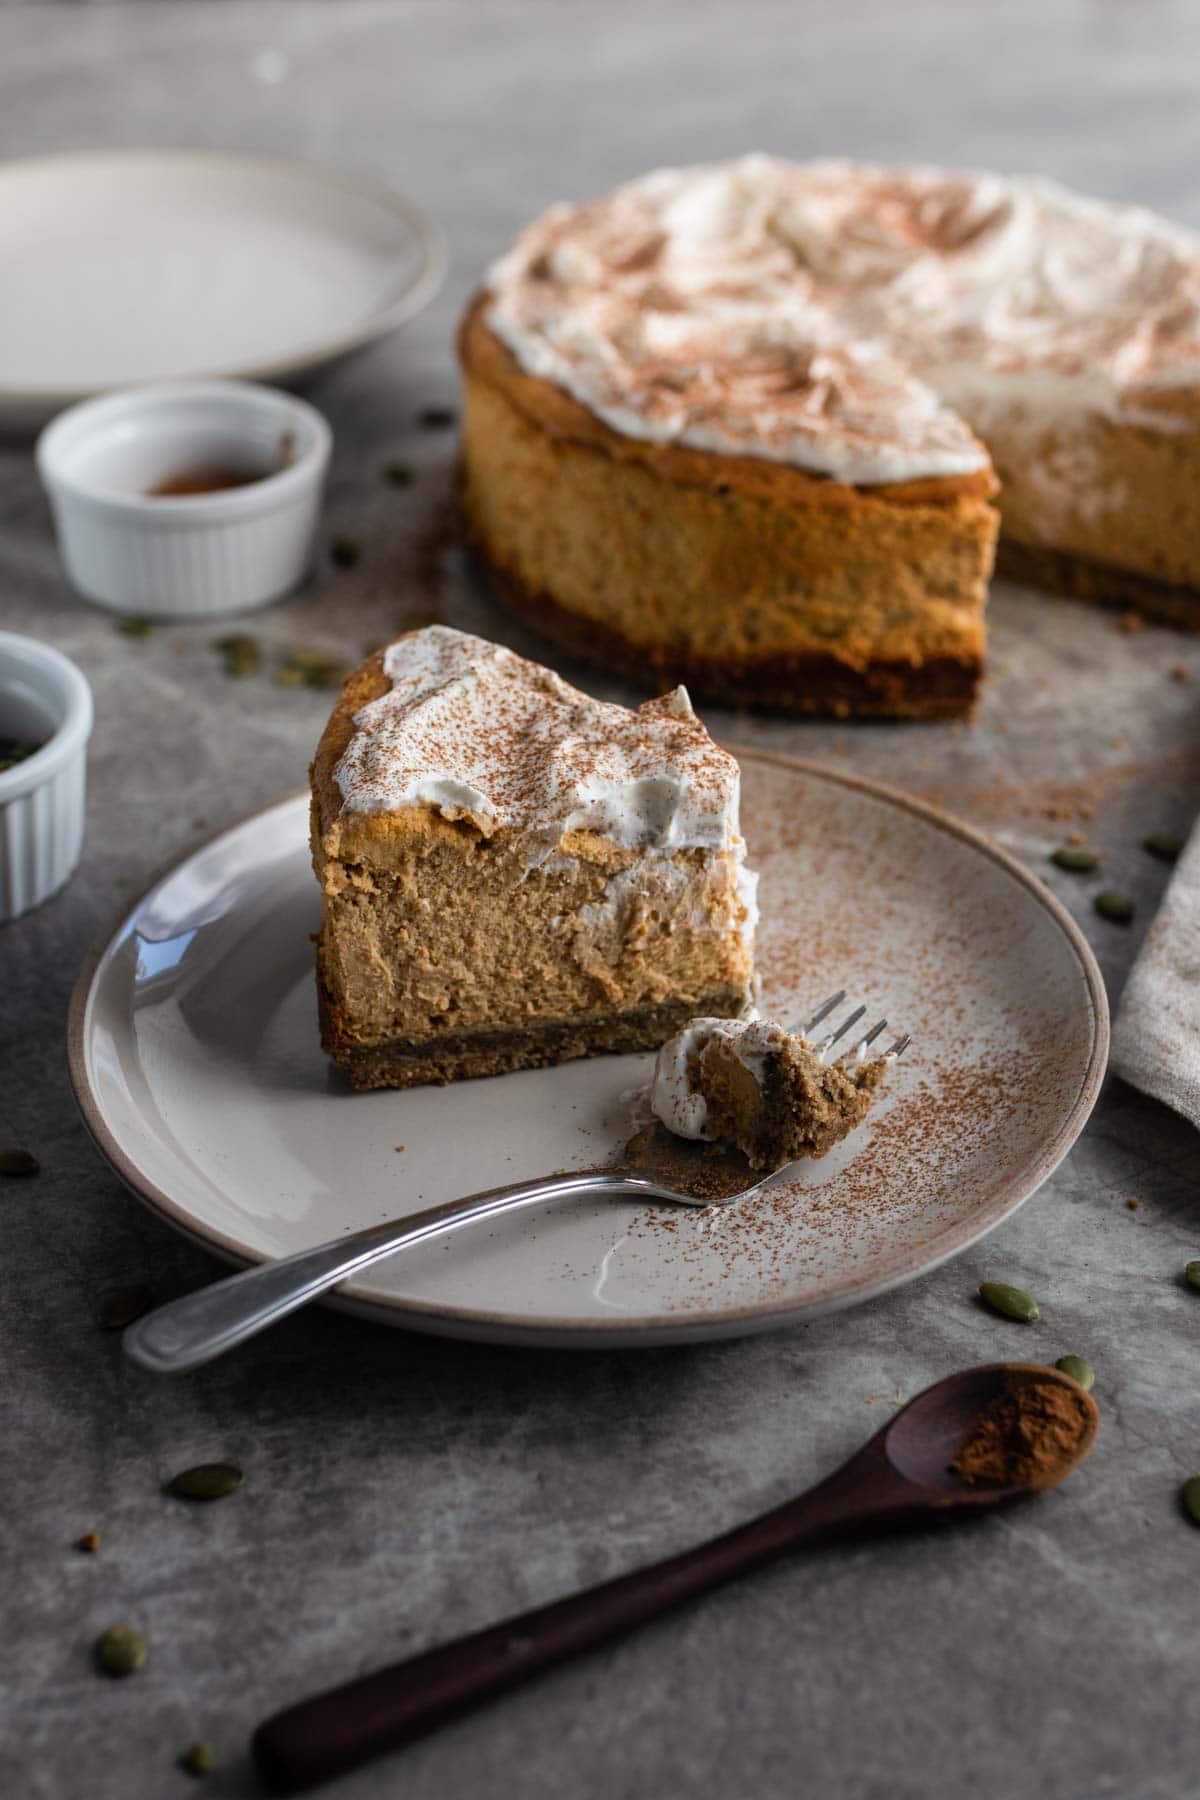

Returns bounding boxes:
[1170,663,1191,683]
[393,1145,405,1153]
[78,1531,101,1553]
[1118,610,1145,635]
[1126,1195,1140,1210]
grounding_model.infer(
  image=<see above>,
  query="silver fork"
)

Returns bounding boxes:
[122,995,908,1375]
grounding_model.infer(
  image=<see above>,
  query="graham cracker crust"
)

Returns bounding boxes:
[319,982,749,1091]
[998,540,1200,630]
[478,550,981,721]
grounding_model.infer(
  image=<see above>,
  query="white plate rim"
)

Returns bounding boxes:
[66,751,1110,1347]
[0,147,446,413]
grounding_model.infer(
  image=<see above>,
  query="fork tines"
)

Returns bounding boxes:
[801,991,910,1066]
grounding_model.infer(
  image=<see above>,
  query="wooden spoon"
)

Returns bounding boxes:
[253,1362,1098,1794]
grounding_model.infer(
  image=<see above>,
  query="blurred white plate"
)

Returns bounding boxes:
[0,150,444,427]
[68,755,1108,1349]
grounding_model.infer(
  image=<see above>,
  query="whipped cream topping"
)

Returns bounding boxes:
[649,1017,783,1140]
[487,156,1200,483]
[334,626,749,860]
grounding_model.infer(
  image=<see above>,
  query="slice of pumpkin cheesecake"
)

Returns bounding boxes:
[310,626,758,1089]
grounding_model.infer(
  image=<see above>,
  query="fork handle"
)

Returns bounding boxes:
[253,1449,907,1795]
[121,1171,653,1375]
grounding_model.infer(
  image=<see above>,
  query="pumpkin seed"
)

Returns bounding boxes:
[1183,1476,1200,1526]
[381,459,415,487]
[0,737,42,772]
[275,650,350,692]
[1051,845,1099,872]
[1143,832,1185,863]
[96,1623,147,1676]
[1054,1354,1095,1391]
[979,1281,1039,1323]
[1094,890,1134,924]
[167,1462,245,1501]
[181,1741,214,1777]
[98,1284,153,1330]
[302,662,348,690]
[417,406,456,429]
[0,1147,39,1177]
[116,617,153,639]
[212,634,261,678]
[1185,1261,1200,1291]
[330,535,360,568]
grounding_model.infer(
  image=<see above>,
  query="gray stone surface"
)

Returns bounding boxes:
[4,3,1200,1796]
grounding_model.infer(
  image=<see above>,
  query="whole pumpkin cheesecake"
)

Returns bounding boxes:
[310,625,757,1089]
[460,156,1200,717]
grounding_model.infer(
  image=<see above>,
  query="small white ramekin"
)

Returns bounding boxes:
[0,631,93,921]
[35,381,332,620]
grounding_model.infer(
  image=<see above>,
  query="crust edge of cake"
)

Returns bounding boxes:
[318,979,752,1090]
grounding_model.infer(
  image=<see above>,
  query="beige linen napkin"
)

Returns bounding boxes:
[1112,826,1200,1127]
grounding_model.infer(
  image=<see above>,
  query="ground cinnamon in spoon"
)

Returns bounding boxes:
[953,1374,1096,1490]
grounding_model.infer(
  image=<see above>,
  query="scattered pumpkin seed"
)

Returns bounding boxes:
[1094,890,1134,924]
[284,648,345,672]
[167,1462,245,1501]
[181,1741,215,1777]
[381,459,415,487]
[330,534,360,568]
[417,406,456,429]
[0,1147,39,1177]
[1183,1475,1200,1526]
[98,1284,153,1330]
[78,1530,101,1553]
[276,649,350,691]
[96,1623,147,1676]
[0,736,43,772]
[979,1280,1040,1323]
[1054,1354,1095,1391]
[116,616,153,639]
[1185,1260,1200,1291]
[1143,832,1185,863]
[1051,844,1100,872]
[212,634,262,678]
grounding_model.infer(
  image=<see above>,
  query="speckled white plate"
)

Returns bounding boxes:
[68,753,1108,1348]
[0,151,444,427]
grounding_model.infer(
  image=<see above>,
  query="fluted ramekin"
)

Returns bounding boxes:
[35,381,332,620]
[0,631,93,921]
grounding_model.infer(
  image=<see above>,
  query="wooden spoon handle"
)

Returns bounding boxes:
[254,1451,906,1794]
